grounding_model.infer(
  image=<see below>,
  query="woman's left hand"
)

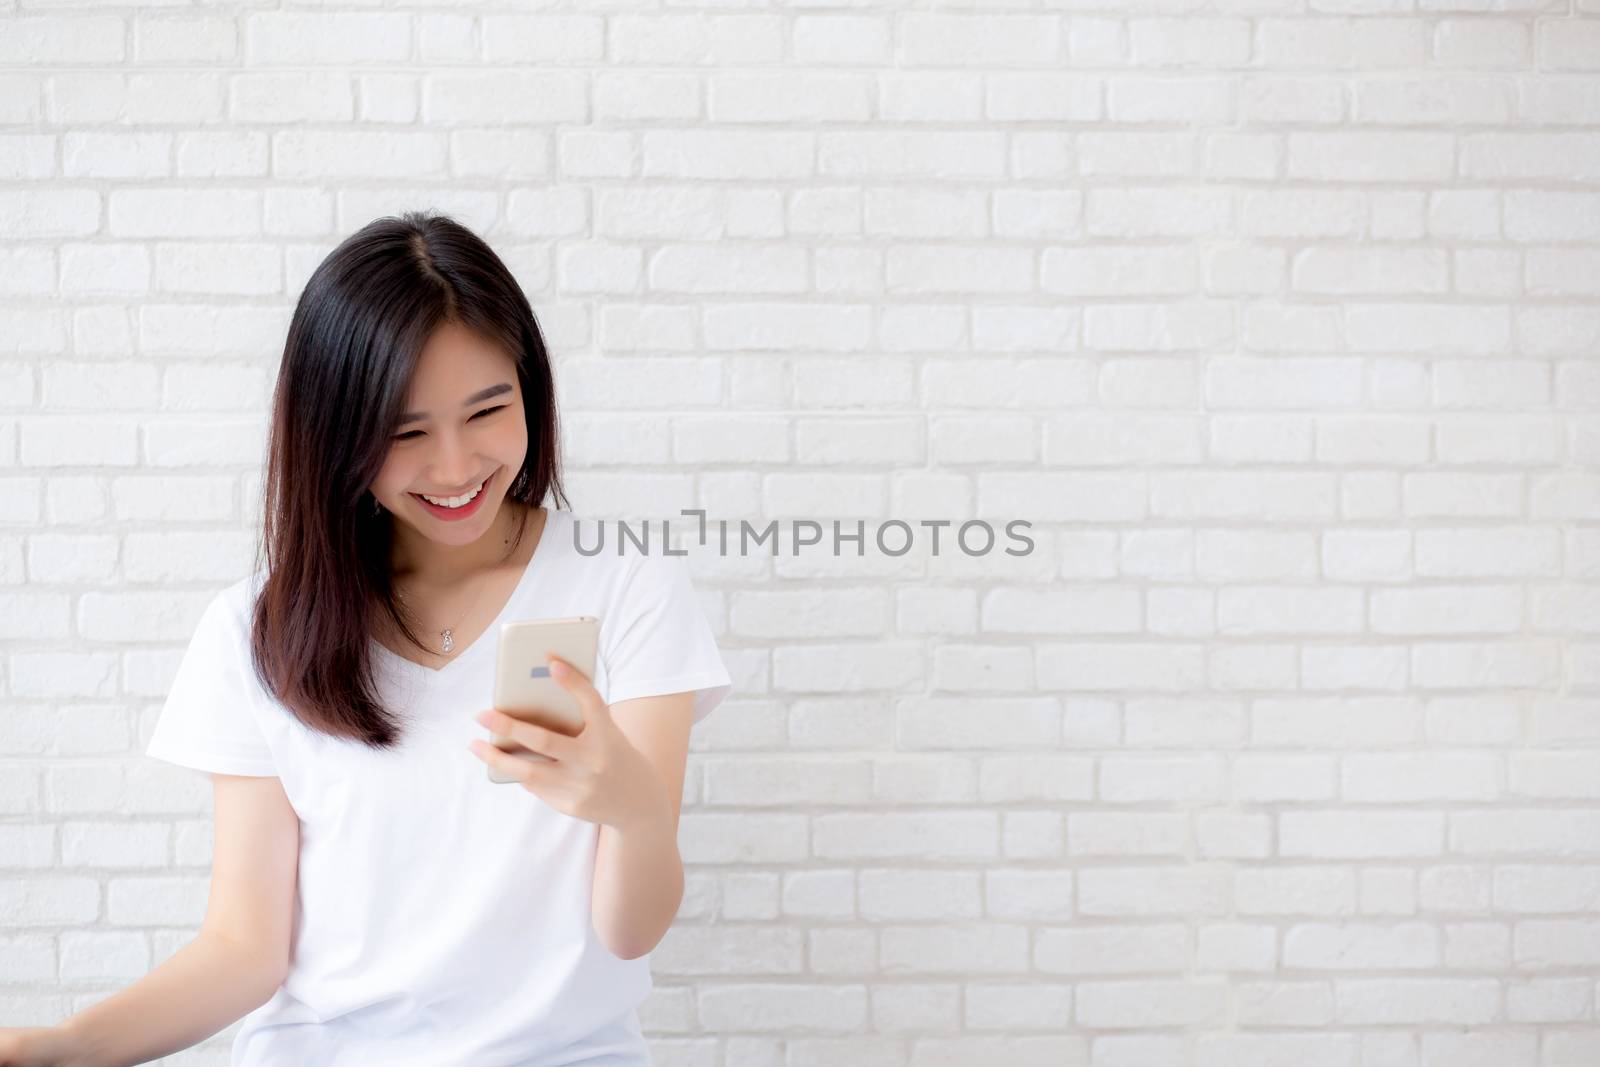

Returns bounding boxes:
[468,655,666,832]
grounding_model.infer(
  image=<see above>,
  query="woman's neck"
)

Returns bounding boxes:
[390,500,526,588]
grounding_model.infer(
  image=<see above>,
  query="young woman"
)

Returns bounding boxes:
[0,212,732,1067]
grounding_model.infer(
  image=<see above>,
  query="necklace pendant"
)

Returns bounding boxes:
[441,629,453,653]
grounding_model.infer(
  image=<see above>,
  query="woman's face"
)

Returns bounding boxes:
[371,319,529,552]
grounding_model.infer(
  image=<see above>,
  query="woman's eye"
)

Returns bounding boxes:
[392,405,507,441]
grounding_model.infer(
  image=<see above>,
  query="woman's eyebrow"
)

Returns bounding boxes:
[397,382,512,426]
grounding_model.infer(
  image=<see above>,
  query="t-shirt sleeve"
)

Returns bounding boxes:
[145,588,279,778]
[600,551,732,727]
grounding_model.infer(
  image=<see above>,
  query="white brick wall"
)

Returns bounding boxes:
[1,2,1598,1064]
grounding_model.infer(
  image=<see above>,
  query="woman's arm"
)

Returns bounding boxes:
[54,931,286,1067]
[49,772,300,1067]
[591,692,694,959]
[593,808,685,960]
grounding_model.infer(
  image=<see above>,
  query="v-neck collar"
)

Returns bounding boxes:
[374,507,561,681]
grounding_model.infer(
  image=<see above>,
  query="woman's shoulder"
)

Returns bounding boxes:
[229,568,269,612]
[552,512,707,610]
[195,569,270,646]
[556,511,691,569]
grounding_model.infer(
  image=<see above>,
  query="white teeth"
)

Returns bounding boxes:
[419,478,485,509]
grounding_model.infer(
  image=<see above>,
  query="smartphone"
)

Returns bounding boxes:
[487,615,600,785]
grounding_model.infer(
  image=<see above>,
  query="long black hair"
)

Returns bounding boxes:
[248,211,569,749]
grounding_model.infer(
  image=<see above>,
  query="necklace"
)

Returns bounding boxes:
[398,582,485,654]
[395,505,523,657]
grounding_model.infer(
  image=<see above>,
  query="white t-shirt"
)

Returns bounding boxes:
[144,507,732,1067]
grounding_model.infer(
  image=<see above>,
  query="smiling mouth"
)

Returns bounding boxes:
[410,469,495,507]
[418,477,488,498]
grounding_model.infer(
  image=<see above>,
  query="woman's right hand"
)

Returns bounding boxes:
[0,1026,76,1067]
